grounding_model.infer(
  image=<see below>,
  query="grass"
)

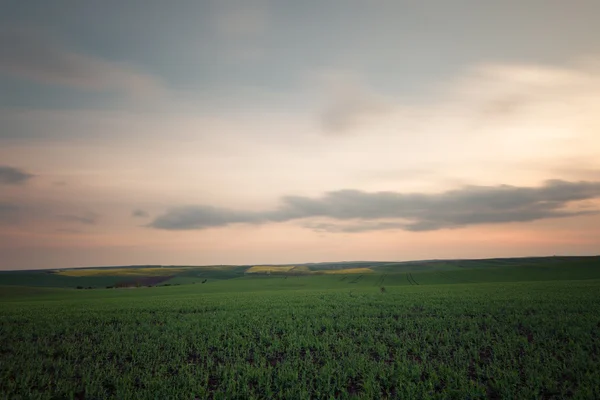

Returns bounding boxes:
[246,266,372,275]
[1,256,599,398]
[53,267,189,277]
[246,266,297,274]
[290,266,311,273]
[2,256,598,288]
[317,267,374,274]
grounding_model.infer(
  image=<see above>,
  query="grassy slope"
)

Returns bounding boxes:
[1,256,599,289]
[1,257,599,300]
[0,271,127,288]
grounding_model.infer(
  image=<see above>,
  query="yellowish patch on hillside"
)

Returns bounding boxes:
[246,266,296,273]
[194,265,239,271]
[54,267,186,277]
[207,265,240,270]
[290,266,311,273]
[319,268,374,274]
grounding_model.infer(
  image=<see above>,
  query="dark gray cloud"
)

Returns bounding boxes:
[150,179,600,232]
[57,211,99,225]
[132,209,150,218]
[0,165,34,185]
[150,205,263,230]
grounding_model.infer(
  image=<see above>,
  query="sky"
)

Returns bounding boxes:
[1,0,600,270]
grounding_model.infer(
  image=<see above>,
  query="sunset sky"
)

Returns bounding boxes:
[1,1,600,270]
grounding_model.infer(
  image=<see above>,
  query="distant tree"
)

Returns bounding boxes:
[380,287,386,293]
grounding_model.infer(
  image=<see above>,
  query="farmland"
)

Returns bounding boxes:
[1,256,600,398]
[54,267,189,277]
[317,268,374,275]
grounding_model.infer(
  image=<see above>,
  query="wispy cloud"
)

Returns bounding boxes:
[317,72,393,134]
[132,209,150,218]
[150,179,600,232]
[212,0,269,38]
[0,202,20,224]
[57,211,99,225]
[209,0,269,62]
[0,27,164,97]
[305,221,408,233]
[0,166,34,185]
[55,228,84,234]
[315,58,600,147]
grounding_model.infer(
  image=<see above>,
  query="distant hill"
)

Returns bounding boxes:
[0,255,598,289]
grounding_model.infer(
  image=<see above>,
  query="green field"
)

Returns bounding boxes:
[1,257,600,398]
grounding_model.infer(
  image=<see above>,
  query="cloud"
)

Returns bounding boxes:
[150,205,262,230]
[0,203,20,224]
[212,0,269,38]
[317,73,394,134]
[0,27,164,97]
[305,221,407,233]
[131,209,150,218]
[0,166,34,185]
[150,179,600,232]
[315,57,600,148]
[57,211,99,225]
[208,0,269,63]
[479,94,527,118]
[55,228,84,234]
